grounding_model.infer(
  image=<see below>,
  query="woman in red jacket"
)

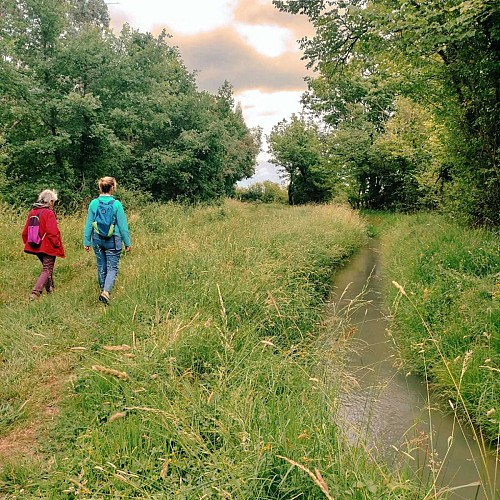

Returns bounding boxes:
[22,189,65,300]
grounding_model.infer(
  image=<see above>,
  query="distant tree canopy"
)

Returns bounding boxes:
[0,0,260,206]
[268,115,334,205]
[273,0,499,224]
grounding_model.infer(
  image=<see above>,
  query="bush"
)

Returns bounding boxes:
[235,181,288,204]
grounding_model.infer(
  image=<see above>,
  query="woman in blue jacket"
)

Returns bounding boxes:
[83,177,131,305]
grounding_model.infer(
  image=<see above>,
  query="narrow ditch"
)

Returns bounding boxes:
[327,240,499,499]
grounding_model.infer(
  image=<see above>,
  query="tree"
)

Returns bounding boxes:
[273,0,500,224]
[214,83,261,195]
[369,97,444,211]
[0,0,116,202]
[1,0,74,201]
[324,118,374,209]
[135,80,259,203]
[0,4,259,205]
[68,0,110,29]
[268,115,333,204]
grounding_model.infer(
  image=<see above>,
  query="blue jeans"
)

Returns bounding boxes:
[92,234,122,293]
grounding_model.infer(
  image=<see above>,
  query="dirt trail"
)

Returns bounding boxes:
[0,355,72,467]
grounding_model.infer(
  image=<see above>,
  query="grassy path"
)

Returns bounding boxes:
[2,201,422,498]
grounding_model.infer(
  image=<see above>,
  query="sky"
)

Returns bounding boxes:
[107,0,314,185]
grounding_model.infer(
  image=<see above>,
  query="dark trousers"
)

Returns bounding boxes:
[33,253,56,294]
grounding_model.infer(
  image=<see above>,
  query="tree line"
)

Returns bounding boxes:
[0,0,260,207]
[269,0,499,226]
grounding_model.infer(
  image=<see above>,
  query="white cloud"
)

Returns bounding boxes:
[109,0,237,34]
[236,89,304,133]
[236,90,303,187]
[235,24,295,57]
[237,160,284,187]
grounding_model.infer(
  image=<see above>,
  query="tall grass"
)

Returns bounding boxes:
[0,201,419,498]
[379,212,499,496]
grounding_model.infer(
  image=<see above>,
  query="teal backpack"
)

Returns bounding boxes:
[92,199,116,238]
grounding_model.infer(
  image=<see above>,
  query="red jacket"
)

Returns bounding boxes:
[22,208,65,258]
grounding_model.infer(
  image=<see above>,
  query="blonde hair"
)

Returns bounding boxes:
[37,189,58,204]
[98,176,117,194]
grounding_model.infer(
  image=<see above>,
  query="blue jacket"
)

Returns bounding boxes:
[83,195,131,247]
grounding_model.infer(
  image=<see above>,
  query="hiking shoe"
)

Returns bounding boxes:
[29,291,40,301]
[99,290,110,305]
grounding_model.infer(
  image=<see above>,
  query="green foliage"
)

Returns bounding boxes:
[235,181,288,204]
[381,213,500,443]
[0,3,259,206]
[393,0,500,225]
[273,0,500,224]
[323,116,376,209]
[365,98,443,211]
[272,98,442,211]
[268,115,335,204]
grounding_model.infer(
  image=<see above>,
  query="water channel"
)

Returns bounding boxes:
[327,240,499,499]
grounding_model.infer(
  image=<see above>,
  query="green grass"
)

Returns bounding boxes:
[379,212,500,444]
[0,201,420,498]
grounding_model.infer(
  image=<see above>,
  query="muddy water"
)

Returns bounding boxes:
[328,241,499,499]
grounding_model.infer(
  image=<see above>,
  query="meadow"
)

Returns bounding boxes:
[0,201,421,498]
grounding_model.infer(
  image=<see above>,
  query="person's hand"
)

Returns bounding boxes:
[84,245,90,252]
[125,246,131,253]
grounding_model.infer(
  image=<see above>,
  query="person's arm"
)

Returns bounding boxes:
[45,210,62,248]
[83,202,95,249]
[115,202,131,249]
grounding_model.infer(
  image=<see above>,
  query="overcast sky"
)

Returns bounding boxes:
[108,0,313,184]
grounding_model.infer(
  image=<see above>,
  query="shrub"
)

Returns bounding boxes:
[235,181,288,204]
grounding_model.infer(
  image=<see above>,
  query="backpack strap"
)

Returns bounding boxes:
[108,198,116,223]
[35,208,50,240]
